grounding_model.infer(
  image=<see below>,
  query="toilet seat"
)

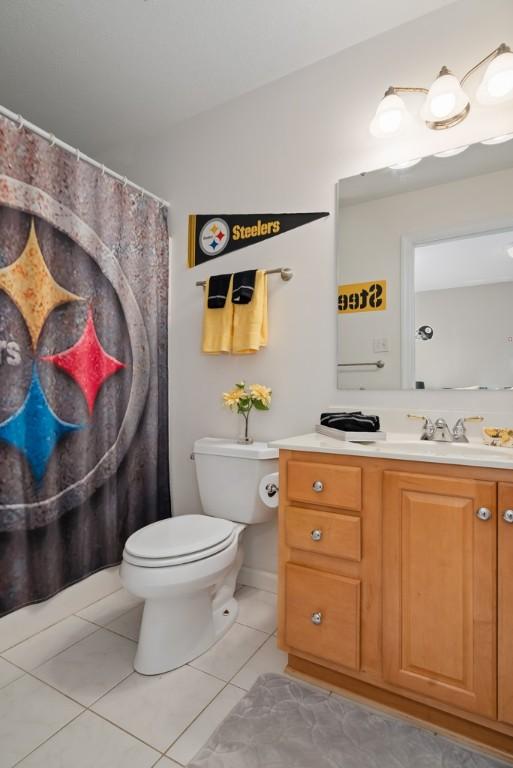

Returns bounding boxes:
[123,514,238,568]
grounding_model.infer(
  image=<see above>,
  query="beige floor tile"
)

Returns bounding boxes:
[77,588,141,627]
[106,604,143,641]
[189,622,268,682]
[0,657,24,689]
[16,710,159,768]
[231,635,287,690]
[0,675,82,768]
[236,586,277,633]
[92,665,224,752]
[32,628,135,706]
[153,758,183,767]
[0,567,120,652]
[168,684,245,765]
[3,615,97,671]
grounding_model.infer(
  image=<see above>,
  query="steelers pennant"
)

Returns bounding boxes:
[188,212,329,267]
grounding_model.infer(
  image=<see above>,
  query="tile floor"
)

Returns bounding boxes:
[0,581,289,767]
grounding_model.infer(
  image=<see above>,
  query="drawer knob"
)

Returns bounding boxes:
[310,529,323,542]
[312,480,324,493]
[476,506,492,521]
[503,509,513,524]
[311,611,323,625]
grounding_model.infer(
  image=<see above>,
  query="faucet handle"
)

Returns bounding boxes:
[407,413,435,440]
[452,416,484,443]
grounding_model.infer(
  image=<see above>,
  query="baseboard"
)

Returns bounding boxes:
[237,566,277,594]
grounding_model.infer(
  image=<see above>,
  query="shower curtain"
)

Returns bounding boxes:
[0,115,170,616]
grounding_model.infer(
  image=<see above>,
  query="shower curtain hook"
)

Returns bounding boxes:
[16,114,24,131]
[101,164,106,177]
[48,133,56,147]
[75,147,81,163]
[122,176,128,188]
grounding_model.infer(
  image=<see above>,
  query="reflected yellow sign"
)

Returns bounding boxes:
[338,280,387,314]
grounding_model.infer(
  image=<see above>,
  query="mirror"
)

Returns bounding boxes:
[336,138,513,390]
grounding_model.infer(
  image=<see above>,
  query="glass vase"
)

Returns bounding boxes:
[237,411,253,444]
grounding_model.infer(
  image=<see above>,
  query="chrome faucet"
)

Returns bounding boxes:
[407,414,483,443]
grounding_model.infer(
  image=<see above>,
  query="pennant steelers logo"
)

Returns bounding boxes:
[199,218,230,256]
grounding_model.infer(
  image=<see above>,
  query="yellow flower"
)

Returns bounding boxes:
[249,383,272,407]
[223,388,245,409]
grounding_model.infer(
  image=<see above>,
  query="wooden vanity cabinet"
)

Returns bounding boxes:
[278,449,513,757]
[382,471,497,718]
[498,482,513,727]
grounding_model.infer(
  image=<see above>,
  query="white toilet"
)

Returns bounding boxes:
[120,437,278,675]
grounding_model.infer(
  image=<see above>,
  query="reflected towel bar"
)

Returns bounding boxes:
[195,267,293,287]
[338,360,385,369]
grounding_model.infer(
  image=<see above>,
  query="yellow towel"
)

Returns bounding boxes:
[231,270,268,354]
[201,274,234,354]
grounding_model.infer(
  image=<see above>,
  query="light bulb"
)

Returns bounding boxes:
[477,50,513,104]
[370,93,409,138]
[389,158,422,170]
[481,133,513,145]
[420,69,469,127]
[434,145,469,158]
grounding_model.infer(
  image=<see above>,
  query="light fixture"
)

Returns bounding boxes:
[370,43,513,136]
[476,46,513,104]
[389,157,422,170]
[481,132,513,145]
[420,67,470,128]
[434,145,469,158]
[369,92,410,137]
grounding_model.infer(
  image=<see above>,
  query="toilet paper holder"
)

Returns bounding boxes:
[265,481,279,498]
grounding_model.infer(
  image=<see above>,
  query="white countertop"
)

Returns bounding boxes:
[270,432,513,470]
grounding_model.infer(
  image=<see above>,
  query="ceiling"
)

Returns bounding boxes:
[0,0,455,155]
[415,229,513,292]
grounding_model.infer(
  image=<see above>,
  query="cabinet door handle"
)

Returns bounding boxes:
[312,480,324,493]
[503,509,513,524]
[310,529,323,542]
[311,611,323,625]
[476,507,492,521]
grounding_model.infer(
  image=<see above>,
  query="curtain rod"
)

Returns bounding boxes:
[0,104,170,209]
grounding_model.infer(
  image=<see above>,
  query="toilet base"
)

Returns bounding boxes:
[134,590,239,675]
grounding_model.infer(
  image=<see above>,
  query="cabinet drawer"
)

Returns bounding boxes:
[285,506,361,561]
[287,461,361,510]
[285,563,360,670]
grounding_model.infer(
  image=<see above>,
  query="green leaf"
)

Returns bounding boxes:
[253,400,269,411]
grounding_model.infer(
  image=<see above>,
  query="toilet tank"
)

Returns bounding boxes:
[193,438,278,524]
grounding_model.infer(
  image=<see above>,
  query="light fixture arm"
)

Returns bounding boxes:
[461,43,511,85]
[384,86,429,97]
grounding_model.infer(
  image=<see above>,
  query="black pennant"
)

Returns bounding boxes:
[188,211,329,267]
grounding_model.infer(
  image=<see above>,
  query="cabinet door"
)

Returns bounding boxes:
[499,482,513,726]
[383,471,496,718]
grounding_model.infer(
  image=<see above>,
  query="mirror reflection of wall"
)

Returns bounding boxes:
[414,230,513,390]
[336,137,513,391]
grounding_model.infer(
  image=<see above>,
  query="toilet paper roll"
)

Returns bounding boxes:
[259,472,279,509]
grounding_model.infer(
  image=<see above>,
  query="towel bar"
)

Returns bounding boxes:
[196,267,293,287]
[338,360,385,369]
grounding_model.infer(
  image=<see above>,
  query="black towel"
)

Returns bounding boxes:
[320,411,381,432]
[232,269,257,304]
[207,273,231,308]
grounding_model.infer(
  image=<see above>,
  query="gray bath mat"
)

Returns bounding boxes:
[189,673,511,768]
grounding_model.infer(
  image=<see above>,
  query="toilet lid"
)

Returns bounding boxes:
[124,515,236,561]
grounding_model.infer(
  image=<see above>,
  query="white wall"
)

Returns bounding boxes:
[100,0,513,581]
[415,281,513,389]
[337,166,513,389]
